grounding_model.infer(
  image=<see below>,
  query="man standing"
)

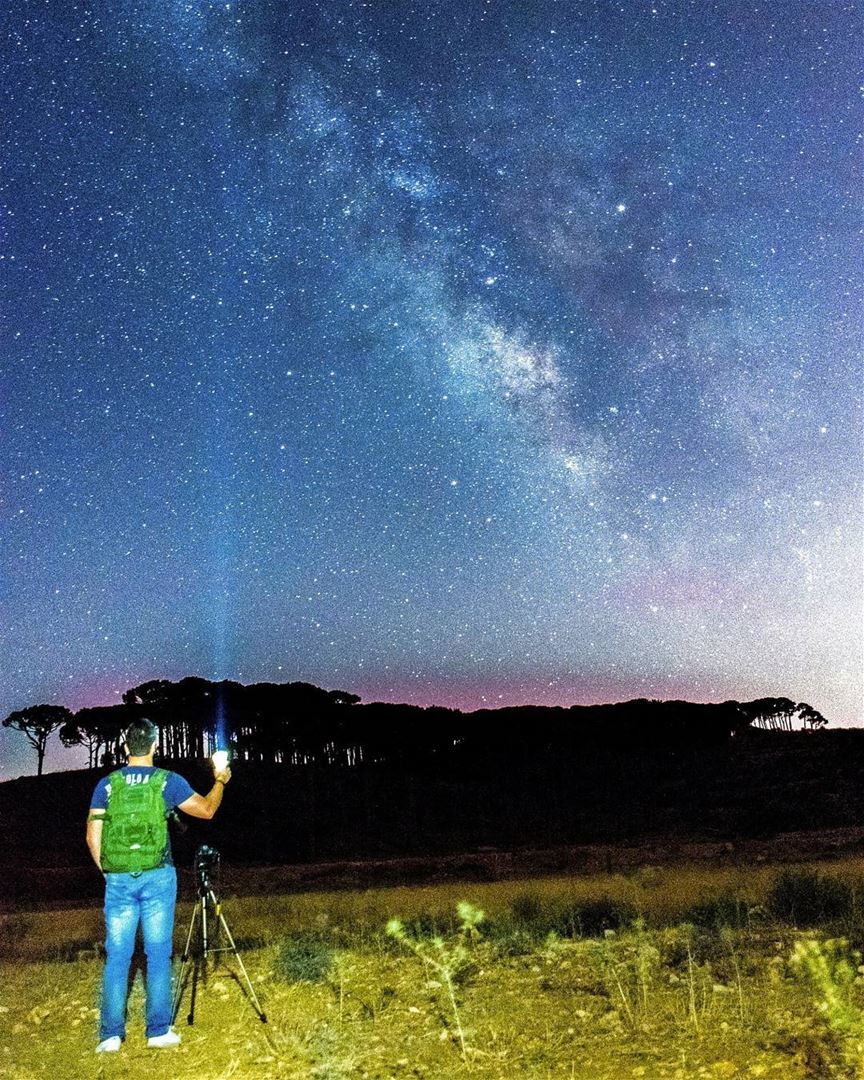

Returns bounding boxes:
[86,718,231,1053]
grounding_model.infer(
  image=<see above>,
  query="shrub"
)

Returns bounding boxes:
[558,898,638,938]
[685,893,751,930]
[273,933,334,984]
[44,939,103,963]
[488,927,540,958]
[0,915,33,957]
[660,922,750,990]
[479,906,545,955]
[498,894,637,941]
[509,893,546,927]
[768,872,853,926]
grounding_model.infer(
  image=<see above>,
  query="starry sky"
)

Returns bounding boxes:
[2,0,861,778]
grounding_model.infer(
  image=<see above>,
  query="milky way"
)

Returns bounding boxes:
[2,1,861,776]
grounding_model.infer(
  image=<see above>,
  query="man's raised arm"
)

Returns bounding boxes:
[176,766,231,821]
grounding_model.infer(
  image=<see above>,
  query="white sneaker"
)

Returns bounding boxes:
[95,1036,122,1053]
[147,1028,182,1048]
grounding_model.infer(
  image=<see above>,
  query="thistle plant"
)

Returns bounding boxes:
[386,901,485,1058]
[790,935,864,1075]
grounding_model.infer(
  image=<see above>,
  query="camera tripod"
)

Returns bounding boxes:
[171,849,267,1026]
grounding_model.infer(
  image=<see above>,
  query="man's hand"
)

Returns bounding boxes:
[214,766,232,785]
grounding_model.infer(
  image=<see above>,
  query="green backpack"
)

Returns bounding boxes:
[101,768,169,873]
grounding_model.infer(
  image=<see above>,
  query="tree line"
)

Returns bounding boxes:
[2,677,828,777]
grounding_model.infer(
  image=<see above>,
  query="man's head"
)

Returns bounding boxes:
[124,718,158,758]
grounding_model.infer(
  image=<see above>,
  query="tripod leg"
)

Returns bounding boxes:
[187,953,200,1026]
[201,891,209,960]
[208,890,267,1023]
[171,901,199,1025]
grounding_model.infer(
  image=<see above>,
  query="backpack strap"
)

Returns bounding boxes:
[153,768,169,806]
[106,769,125,797]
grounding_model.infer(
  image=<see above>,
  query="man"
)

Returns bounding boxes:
[86,718,231,1053]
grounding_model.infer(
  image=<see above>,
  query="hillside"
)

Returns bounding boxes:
[3,726,864,907]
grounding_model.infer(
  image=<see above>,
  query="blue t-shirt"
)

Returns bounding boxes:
[90,766,195,868]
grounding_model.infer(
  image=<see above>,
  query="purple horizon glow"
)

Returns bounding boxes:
[19,668,798,781]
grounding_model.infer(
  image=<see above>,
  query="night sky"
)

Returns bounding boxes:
[2,1,861,778]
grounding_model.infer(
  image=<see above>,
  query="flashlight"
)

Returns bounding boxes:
[211,750,229,772]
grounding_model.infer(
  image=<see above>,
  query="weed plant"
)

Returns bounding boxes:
[386,901,484,1058]
[12,859,864,964]
[509,892,544,925]
[790,935,864,1076]
[587,921,661,1032]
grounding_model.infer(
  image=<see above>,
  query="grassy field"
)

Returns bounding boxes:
[4,860,864,1078]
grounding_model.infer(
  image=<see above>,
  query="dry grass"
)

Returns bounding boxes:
[6,856,864,962]
[4,859,864,1077]
[0,925,847,1079]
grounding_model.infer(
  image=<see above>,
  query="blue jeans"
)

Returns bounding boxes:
[100,865,177,1040]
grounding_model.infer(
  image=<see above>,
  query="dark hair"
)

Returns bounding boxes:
[125,718,158,756]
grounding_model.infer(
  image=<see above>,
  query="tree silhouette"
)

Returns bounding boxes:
[59,716,100,768]
[123,677,217,758]
[3,704,72,776]
[230,681,362,764]
[739,698,827,732]
[797,702,828,731]
[4,679,833,780]
[59,705,134,767]
[740,697,797,731]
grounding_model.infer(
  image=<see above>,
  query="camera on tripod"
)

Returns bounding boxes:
[194,844,220,894]
[174,844,267,1027]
